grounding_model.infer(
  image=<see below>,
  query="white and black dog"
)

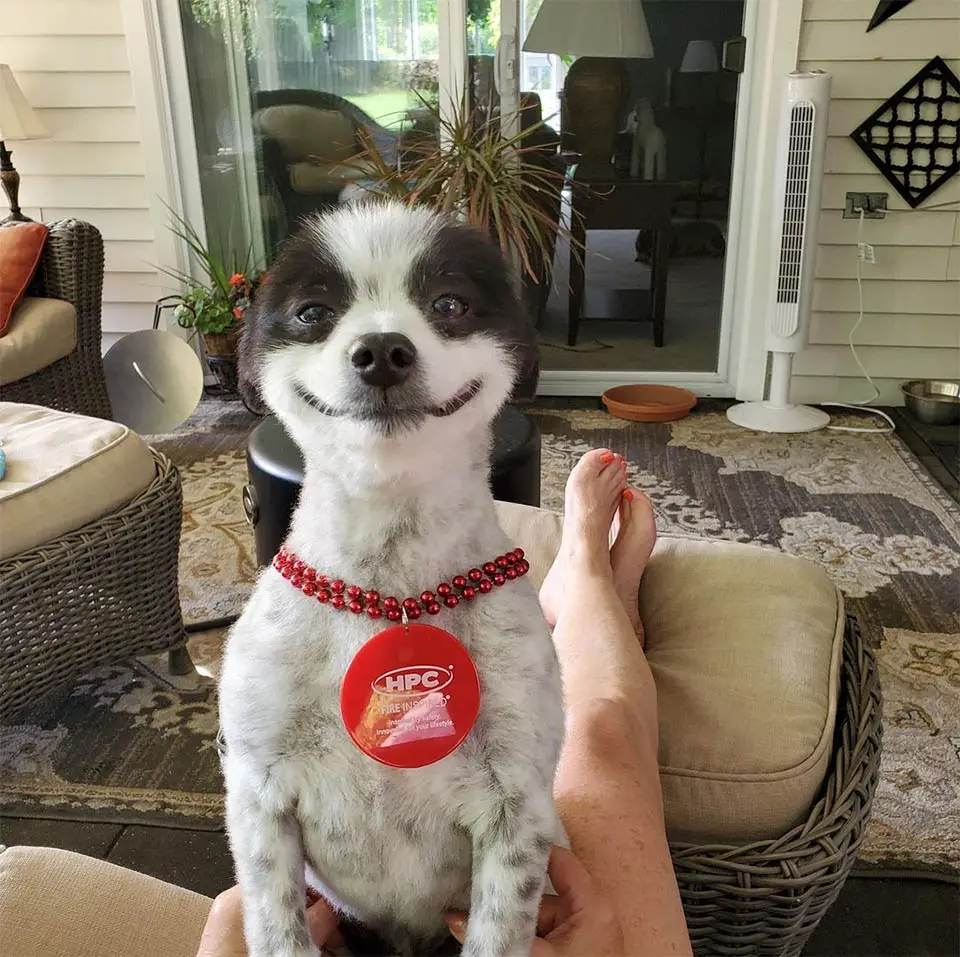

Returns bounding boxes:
[220,201,565,957]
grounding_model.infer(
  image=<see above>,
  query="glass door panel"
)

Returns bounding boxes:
[178,0,467,262]
[520,0,748,378]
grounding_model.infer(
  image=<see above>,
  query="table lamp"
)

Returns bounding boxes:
[523,0,654,164]
[680,39,719,75]
[0,64,50,224]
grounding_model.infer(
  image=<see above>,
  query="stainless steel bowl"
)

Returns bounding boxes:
[900,380,960,426]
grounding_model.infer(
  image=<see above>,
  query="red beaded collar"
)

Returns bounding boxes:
[273,547,530,620]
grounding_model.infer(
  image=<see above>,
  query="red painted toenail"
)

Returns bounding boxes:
[600,452,614,463]
[623,490,634,502]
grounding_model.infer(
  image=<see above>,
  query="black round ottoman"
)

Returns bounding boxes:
[244,406,541,567]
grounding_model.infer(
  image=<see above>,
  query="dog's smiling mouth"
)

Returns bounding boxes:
[427,379,483,417]
[295,379,483,420]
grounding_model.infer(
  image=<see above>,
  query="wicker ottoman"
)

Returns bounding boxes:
[495,502,883,957]
[0,403,186,722]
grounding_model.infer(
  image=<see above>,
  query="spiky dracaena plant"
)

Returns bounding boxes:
[335,96,579,284]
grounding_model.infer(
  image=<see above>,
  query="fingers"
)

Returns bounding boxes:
[306,896,344,950]
[447,911,562,957]
[444,912,467,943]
[544,845,595,907]
[196,887,247,957]
[446,847,597,950]
[535,893,564,937]
[534,847,595,937]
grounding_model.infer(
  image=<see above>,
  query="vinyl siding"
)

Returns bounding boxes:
[0,0,162,339]
[795,0,960,406]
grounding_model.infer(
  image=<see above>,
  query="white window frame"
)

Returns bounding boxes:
[120,0,804,399]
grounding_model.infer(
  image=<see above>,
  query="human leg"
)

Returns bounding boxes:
[542,453,692,956]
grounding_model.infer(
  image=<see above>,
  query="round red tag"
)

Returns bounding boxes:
[339,623,481,769]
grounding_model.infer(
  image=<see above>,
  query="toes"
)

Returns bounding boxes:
[567,450,628,512]
[568,449,612,491]
[614,489,657,551]
[588,448,614,471]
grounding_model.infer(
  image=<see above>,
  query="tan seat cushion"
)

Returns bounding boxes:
[0,403,157,560]
[0,845,210,957]
[0,298,76,385]
[493,501,844,844]
[289,160,375,195]
[256,105,357,164]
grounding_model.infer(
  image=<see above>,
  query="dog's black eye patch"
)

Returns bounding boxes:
[410,224,517,340]
[237,226,356,408]
[251,231,356,345]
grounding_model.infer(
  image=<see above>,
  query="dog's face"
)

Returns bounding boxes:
[240,202,535,461]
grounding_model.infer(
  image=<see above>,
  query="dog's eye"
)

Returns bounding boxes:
[297,304,334,324]
[432,295,468,320]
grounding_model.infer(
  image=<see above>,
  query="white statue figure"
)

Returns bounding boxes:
[626,97,667,180]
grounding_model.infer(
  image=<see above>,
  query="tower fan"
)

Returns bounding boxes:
[728,71,832,433]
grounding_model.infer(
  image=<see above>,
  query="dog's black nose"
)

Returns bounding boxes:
[350,333,417,389]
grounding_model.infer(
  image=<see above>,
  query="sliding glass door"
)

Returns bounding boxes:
[177,0,474,263]
[174,0,750,388]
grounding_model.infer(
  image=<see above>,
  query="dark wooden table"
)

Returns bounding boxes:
[567,166,681,347]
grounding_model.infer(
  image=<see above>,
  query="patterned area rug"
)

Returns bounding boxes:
[2,401,958,873]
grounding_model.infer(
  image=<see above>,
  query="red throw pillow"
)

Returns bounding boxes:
[0,222,49,337]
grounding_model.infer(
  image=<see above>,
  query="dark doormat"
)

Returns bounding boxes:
[804,873,959,956]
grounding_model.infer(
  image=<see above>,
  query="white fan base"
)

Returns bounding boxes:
[726,401,830,434]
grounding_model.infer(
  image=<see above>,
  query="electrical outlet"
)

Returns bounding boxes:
[844,192,888,219]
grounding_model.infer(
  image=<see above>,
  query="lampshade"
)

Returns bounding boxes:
[523,0,654,59]
[0,64,49,140]
[680,40,719,74]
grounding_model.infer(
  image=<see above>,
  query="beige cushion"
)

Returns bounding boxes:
[289,160,375,195]
[0,402,156,560]
[256,105,357,163]
[0,298,76,385]
[493,501,844,844]
[0,845,210,957]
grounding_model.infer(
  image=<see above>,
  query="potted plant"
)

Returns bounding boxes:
[340,94,573,293]
[160,209,262,396]
[335,98,581,402]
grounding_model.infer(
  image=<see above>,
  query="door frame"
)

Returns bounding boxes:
[538,0,805,398]
[124,0,805,399]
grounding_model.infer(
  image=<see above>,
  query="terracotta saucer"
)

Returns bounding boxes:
[601,384,697,423]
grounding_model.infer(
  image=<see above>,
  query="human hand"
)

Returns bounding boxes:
[445,846,624,956]
[196,884,343,957]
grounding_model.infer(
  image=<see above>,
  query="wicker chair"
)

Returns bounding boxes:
[0,219,112,418]
[0,450,185,723]
[670,616,883,956]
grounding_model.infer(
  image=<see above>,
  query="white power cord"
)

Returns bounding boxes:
[822,206,896,435]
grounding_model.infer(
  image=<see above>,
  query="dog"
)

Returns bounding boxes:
[220,201,565,957]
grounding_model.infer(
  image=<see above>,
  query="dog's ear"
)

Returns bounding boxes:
[237,310,269,416]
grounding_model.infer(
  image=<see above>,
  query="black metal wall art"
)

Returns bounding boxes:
[867,1,917,32]
[849,56,960,208]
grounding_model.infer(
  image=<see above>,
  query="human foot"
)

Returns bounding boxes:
[609,488,658,644]
[539,449,627,627]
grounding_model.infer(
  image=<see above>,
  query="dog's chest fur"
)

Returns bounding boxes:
[220,479,563,954]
